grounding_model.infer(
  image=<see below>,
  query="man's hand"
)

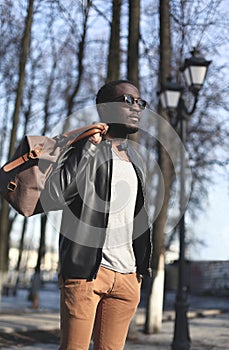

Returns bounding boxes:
[89,123,109,144]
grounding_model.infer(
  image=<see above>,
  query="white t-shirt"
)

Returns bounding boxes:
[101,149,138,273]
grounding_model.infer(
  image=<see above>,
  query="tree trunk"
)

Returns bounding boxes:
[0,201,10,302]
[126,0,141,338]
[36,214,47,272]
[145,253,165,333]
[0,0,34,298]
[127,0,140,88]
[106,0,122,82]
[144,0,172,334]
[30,214,47,309]
[13,217,28,296]
[7,0,34,159]
[127,0,140,147]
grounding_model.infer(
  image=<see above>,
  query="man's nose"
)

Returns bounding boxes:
[131,102,142,113]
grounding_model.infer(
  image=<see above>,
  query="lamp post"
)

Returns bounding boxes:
[159,49,211,350]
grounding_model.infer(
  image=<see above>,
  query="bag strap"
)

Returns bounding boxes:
[3,147,43,172]
[3,123,108,172]
[64,123,107,146]
[61,123,106,139]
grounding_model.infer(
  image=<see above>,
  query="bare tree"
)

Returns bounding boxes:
[0,0,35,298]
[144,0,173,334]
[126,0,141,339]
[144,0,229,334]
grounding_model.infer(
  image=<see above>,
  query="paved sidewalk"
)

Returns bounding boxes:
[0,313,228,350]
[0,285,228,349]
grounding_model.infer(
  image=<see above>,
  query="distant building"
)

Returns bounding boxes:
[189,260,229,295]
[165,260,229,296]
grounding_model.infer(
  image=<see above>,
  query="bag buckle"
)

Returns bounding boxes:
[29,149,40,159]
[7,181,17,192]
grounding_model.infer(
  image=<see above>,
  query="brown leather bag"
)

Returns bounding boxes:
[0,123,108,217]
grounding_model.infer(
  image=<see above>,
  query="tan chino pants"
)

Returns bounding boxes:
[59,266,141,350]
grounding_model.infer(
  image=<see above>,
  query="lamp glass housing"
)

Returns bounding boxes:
[184,65,207,89]
[160,90,181,110]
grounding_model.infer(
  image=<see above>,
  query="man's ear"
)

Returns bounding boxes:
[99,103,106,114]
[97,103,108,122]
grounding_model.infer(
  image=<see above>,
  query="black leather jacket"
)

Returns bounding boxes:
[46,138,152,281]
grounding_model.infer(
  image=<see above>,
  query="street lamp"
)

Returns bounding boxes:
[159,49,211,350]
[180,49,212,95]
[159,77,183,111]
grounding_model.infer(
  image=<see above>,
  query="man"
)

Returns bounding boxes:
[46,80,152,350]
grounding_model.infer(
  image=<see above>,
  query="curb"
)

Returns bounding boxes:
[135,307,224,325]
[0,308,225,335]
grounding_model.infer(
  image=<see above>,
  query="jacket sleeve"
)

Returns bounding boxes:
[44,147,79,207]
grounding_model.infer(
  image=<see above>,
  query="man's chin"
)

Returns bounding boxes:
[126,124,139,134]
[107,123,138,135]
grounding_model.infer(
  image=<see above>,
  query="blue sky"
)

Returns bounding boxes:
[190,176,229,260]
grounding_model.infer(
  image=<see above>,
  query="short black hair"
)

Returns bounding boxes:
[96,79,135,105]
[96,80,136,121]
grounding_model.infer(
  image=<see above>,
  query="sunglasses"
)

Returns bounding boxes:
[111,94,147,110]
